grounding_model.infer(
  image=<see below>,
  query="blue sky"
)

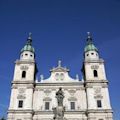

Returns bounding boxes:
[0,0,120,119]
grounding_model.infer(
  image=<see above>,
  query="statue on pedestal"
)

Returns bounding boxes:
[56,87,64,106]
[53,88,65,120]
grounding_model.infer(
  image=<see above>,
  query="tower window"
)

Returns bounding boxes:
[97,100,102,108]
[86,54,89,56]
[93,70,98,77]
[70,102,75,110]
[25,53,28,56]
[45,102,50,110]
[91,53,94,55]
[22,71,26,78]
[18,100,23,108]
[30,54,33,57]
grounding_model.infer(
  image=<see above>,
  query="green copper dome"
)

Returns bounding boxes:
[21,33,35,53]
[21,44,35,53]
[84,32,98,52]
[84,44,98,52]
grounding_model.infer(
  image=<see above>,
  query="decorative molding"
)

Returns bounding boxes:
[68,89,76,93]
[94,95,103,99]
[44,89,51,93]
[44,89,51,96]
[17,94,26,99]
[12,81,35,84]
[20,65,29,70]
[68,89,76,96]
[94,87,101,94]
[27,85,34,89]
[18,88,26,94]
[68,97,77,101]
[43,97,52,101]
[15,60,35,65]
[91,65,99,69]
[87,109,113,113]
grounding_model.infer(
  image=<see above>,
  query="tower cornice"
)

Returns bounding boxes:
[15,59,36,64]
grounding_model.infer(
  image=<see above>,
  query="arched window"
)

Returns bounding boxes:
[55,73,59,80]
[93,70,98,77]
[60,73,64,80]
[22,71,26,78]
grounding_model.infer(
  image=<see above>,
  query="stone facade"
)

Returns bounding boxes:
[7,33,113,120]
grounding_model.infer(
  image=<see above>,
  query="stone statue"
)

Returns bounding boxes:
[53,87,65,120]
[56,87,64,106]
[53,106,65,120]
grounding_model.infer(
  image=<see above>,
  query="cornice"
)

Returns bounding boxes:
[34,110,87,115]
[8,109,33,114]
[12,81,35,84]
[85,80,108,84]
[35,82,84,86]
[15,60,35,65]
[87,109,113,113]
[84,58,104,63]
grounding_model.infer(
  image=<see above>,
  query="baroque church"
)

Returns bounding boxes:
[7,33,113,120]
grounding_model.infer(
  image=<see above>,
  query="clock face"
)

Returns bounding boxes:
[55,73,64,81]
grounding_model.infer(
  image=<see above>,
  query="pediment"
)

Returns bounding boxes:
[50,66,69,73]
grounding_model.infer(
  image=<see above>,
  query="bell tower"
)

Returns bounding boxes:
[7,33,37,120]
[82,32,113,120]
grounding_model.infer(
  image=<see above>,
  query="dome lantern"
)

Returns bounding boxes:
[84,32,99,60]
[20,33,35,60]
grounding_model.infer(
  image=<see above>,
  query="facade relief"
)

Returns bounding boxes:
[91,65,99,69]
[20,65,29,70]
[18,88,26,94]
[17,94,26,99]
[94,87,103,99]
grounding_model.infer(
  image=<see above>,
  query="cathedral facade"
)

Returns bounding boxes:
[7,33,113,120]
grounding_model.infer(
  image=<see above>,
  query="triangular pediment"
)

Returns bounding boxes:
[50,60,69,73]
[50,66,69,73]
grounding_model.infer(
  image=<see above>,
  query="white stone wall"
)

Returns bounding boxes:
[8,52,113,120]
[33,83,87,111]
[84,61,106,80]
[13,61,35,81]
